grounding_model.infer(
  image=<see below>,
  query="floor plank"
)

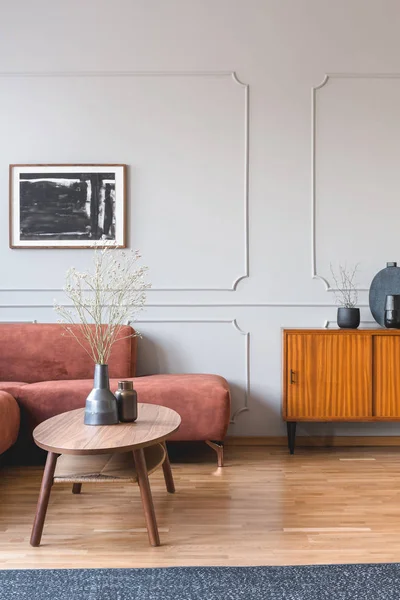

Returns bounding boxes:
[1,446,400,568]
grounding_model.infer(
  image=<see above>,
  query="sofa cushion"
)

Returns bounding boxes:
[0,323,137,382]
[132,375,231,441]
[0,391,20,455]
[0,382,27,396]
[17,374,231,441]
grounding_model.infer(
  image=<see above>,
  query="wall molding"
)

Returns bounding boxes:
[0,301,371,307]
[311,74,331,290]
[311,73,400,293]
[0,320,36,323]
[0,70,249,293]
[134,317,250,423]
[230,319,250,423]
[0,70,242,78]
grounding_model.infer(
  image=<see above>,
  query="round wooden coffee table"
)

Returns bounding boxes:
[30,403,181,548]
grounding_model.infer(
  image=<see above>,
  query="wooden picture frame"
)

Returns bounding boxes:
[9,164,127,248]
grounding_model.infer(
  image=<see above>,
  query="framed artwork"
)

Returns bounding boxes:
[9,164,126,248]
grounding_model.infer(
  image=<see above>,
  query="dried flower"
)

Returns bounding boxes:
[54,241,150,364]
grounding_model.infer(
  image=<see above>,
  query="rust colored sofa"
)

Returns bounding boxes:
[0,323,230,465]
[0,391,20,456]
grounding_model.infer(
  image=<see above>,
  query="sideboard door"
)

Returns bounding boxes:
[286,333,372,420]
[374,336,400,417]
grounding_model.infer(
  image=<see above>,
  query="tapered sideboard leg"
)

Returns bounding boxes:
[287,422,297,455]
[72,483,82,494]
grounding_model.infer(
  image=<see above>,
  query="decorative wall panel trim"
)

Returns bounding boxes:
[0,301,370,307]
[311,74,330,290]
[0,320,37,323]
[230,319,250,423]
[0,70,249,292]
[134,317,249,423]
[231,73,250,291]
[0,302,369,309]
[0,70,241,78]
[311,73,400,293]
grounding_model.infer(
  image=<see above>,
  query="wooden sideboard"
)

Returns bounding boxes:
[283,328,400,453]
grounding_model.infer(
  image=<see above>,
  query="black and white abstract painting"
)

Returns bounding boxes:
[9,164,126,248]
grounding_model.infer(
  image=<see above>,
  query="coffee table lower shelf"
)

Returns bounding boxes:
[54,443,166,484]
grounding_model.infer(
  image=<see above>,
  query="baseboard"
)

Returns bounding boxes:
[225,436,400,447]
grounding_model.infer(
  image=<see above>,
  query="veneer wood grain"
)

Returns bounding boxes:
[33,405,181,455]
[283,329,400,424]
[373,335,400,417]
[285,332,372,420]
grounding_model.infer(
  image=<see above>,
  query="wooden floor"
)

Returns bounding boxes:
[2,445,400,569]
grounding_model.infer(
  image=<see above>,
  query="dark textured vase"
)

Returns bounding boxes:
[84,364,119,426]
[115,380,138,423]
[384,294,400,328]
[369,262,400,327]
[337,307,360,329]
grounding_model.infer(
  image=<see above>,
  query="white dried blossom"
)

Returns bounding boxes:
[54,241,150,364]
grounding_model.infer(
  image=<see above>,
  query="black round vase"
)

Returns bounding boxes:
[337,307,360,329]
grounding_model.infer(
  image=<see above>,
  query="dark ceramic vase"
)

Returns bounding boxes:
[115,380,138,423]
[384,294,400,328]
[84,364,119,426]
[369,262,400,327]
[337,307,360,329]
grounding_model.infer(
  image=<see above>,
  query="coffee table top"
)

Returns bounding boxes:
[33,404,181,455]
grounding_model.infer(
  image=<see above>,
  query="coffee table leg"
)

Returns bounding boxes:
[30,451,59,547]
[133,448,160,547]
[161,442,175,494]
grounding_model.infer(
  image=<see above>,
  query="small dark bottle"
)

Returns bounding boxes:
[115,381,138,422]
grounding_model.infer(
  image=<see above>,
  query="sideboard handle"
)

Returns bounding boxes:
[290,369,296,384]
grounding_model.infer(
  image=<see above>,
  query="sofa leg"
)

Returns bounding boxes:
[205,440,224,467]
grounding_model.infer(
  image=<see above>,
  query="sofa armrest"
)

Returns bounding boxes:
[0,391,20,455]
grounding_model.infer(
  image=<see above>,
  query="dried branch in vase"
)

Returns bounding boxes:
[330,263,359,308]
[54,242,150,364]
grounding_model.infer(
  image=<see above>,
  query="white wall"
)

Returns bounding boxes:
[1,0,400,437]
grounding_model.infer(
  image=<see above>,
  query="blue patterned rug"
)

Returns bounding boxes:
[0,564,398,599]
